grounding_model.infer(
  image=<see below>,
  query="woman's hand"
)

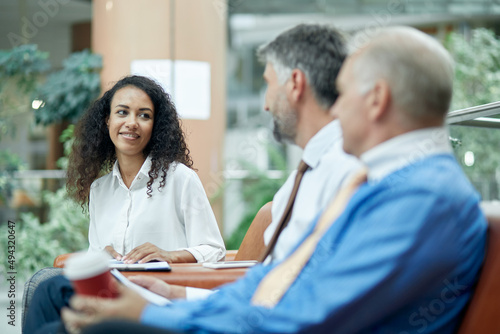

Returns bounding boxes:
[105,245,123,261]
[122,242,196,264]
[128,275,187,299]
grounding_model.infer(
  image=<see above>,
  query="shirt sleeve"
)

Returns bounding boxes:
[178,170,226,262]
[140,185,486,333]
[185,287,216,301]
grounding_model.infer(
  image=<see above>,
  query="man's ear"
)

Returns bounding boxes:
[287,69,306,104]
[366,80,391,121]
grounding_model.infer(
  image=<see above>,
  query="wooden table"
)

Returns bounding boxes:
[121,263,248,289]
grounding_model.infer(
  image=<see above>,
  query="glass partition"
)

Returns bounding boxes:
[448,101,500,201]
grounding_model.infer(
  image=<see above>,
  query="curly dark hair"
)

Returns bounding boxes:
[67,75,193,206]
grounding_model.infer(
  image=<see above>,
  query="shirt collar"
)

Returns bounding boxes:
[112,155,152,186]
[302,120,342,169]
[360,127,453,182]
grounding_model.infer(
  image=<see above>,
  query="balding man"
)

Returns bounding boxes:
[64,26,486,334]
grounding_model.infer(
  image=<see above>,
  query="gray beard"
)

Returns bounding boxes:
[272,119,294,144]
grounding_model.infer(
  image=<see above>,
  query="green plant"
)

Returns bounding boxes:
[446,28,500,110]
[56,124,75,170]
[225,145,288,250]
[0,44,50,95]
[0,187,89,280]
[0,123,87,281]
[0,48,101,281]
[0,44,49,138]
[34,49,102,125]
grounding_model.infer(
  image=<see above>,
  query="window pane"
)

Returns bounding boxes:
[450,125,500,200]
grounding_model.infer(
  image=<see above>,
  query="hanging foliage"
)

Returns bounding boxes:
[34,49,102,125]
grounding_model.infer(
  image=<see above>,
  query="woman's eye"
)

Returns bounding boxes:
[117,110,127,115]
[140,113,152,119]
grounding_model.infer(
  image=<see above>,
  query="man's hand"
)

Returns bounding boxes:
[128,275,187,299]
[61,285,148,334]
[121,242,196,264]
[105,245,123,261]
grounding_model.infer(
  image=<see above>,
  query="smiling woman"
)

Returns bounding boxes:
[65,75,226,264]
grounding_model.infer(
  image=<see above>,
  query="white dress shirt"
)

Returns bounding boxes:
[263,120,361,263]
[361,127,452,182]
[88,157,226,263]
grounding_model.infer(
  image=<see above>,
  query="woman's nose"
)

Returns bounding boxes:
[125,116,138,129]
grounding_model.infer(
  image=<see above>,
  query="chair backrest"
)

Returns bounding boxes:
[458,202,500,333]
[53,252,72,268]
[234,201,273,261]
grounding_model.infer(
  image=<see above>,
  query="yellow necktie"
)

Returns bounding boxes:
[251,169,368,308]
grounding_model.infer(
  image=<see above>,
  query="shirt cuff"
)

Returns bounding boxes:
[186,287,217,301]
[180,247,204,262]
[179,245,225,263]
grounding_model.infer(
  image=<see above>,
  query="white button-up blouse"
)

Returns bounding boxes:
[87,157,226,262]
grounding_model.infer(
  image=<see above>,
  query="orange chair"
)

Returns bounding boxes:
[234,201,272,261]
[458,203,500,333]
[54,201,273,268]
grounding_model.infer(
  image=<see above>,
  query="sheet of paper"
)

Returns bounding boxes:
[111,269,171,306]
[202,261,258,269]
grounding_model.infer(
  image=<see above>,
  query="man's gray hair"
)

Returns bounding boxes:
[349,26,454,120]
[257,24,347,109]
